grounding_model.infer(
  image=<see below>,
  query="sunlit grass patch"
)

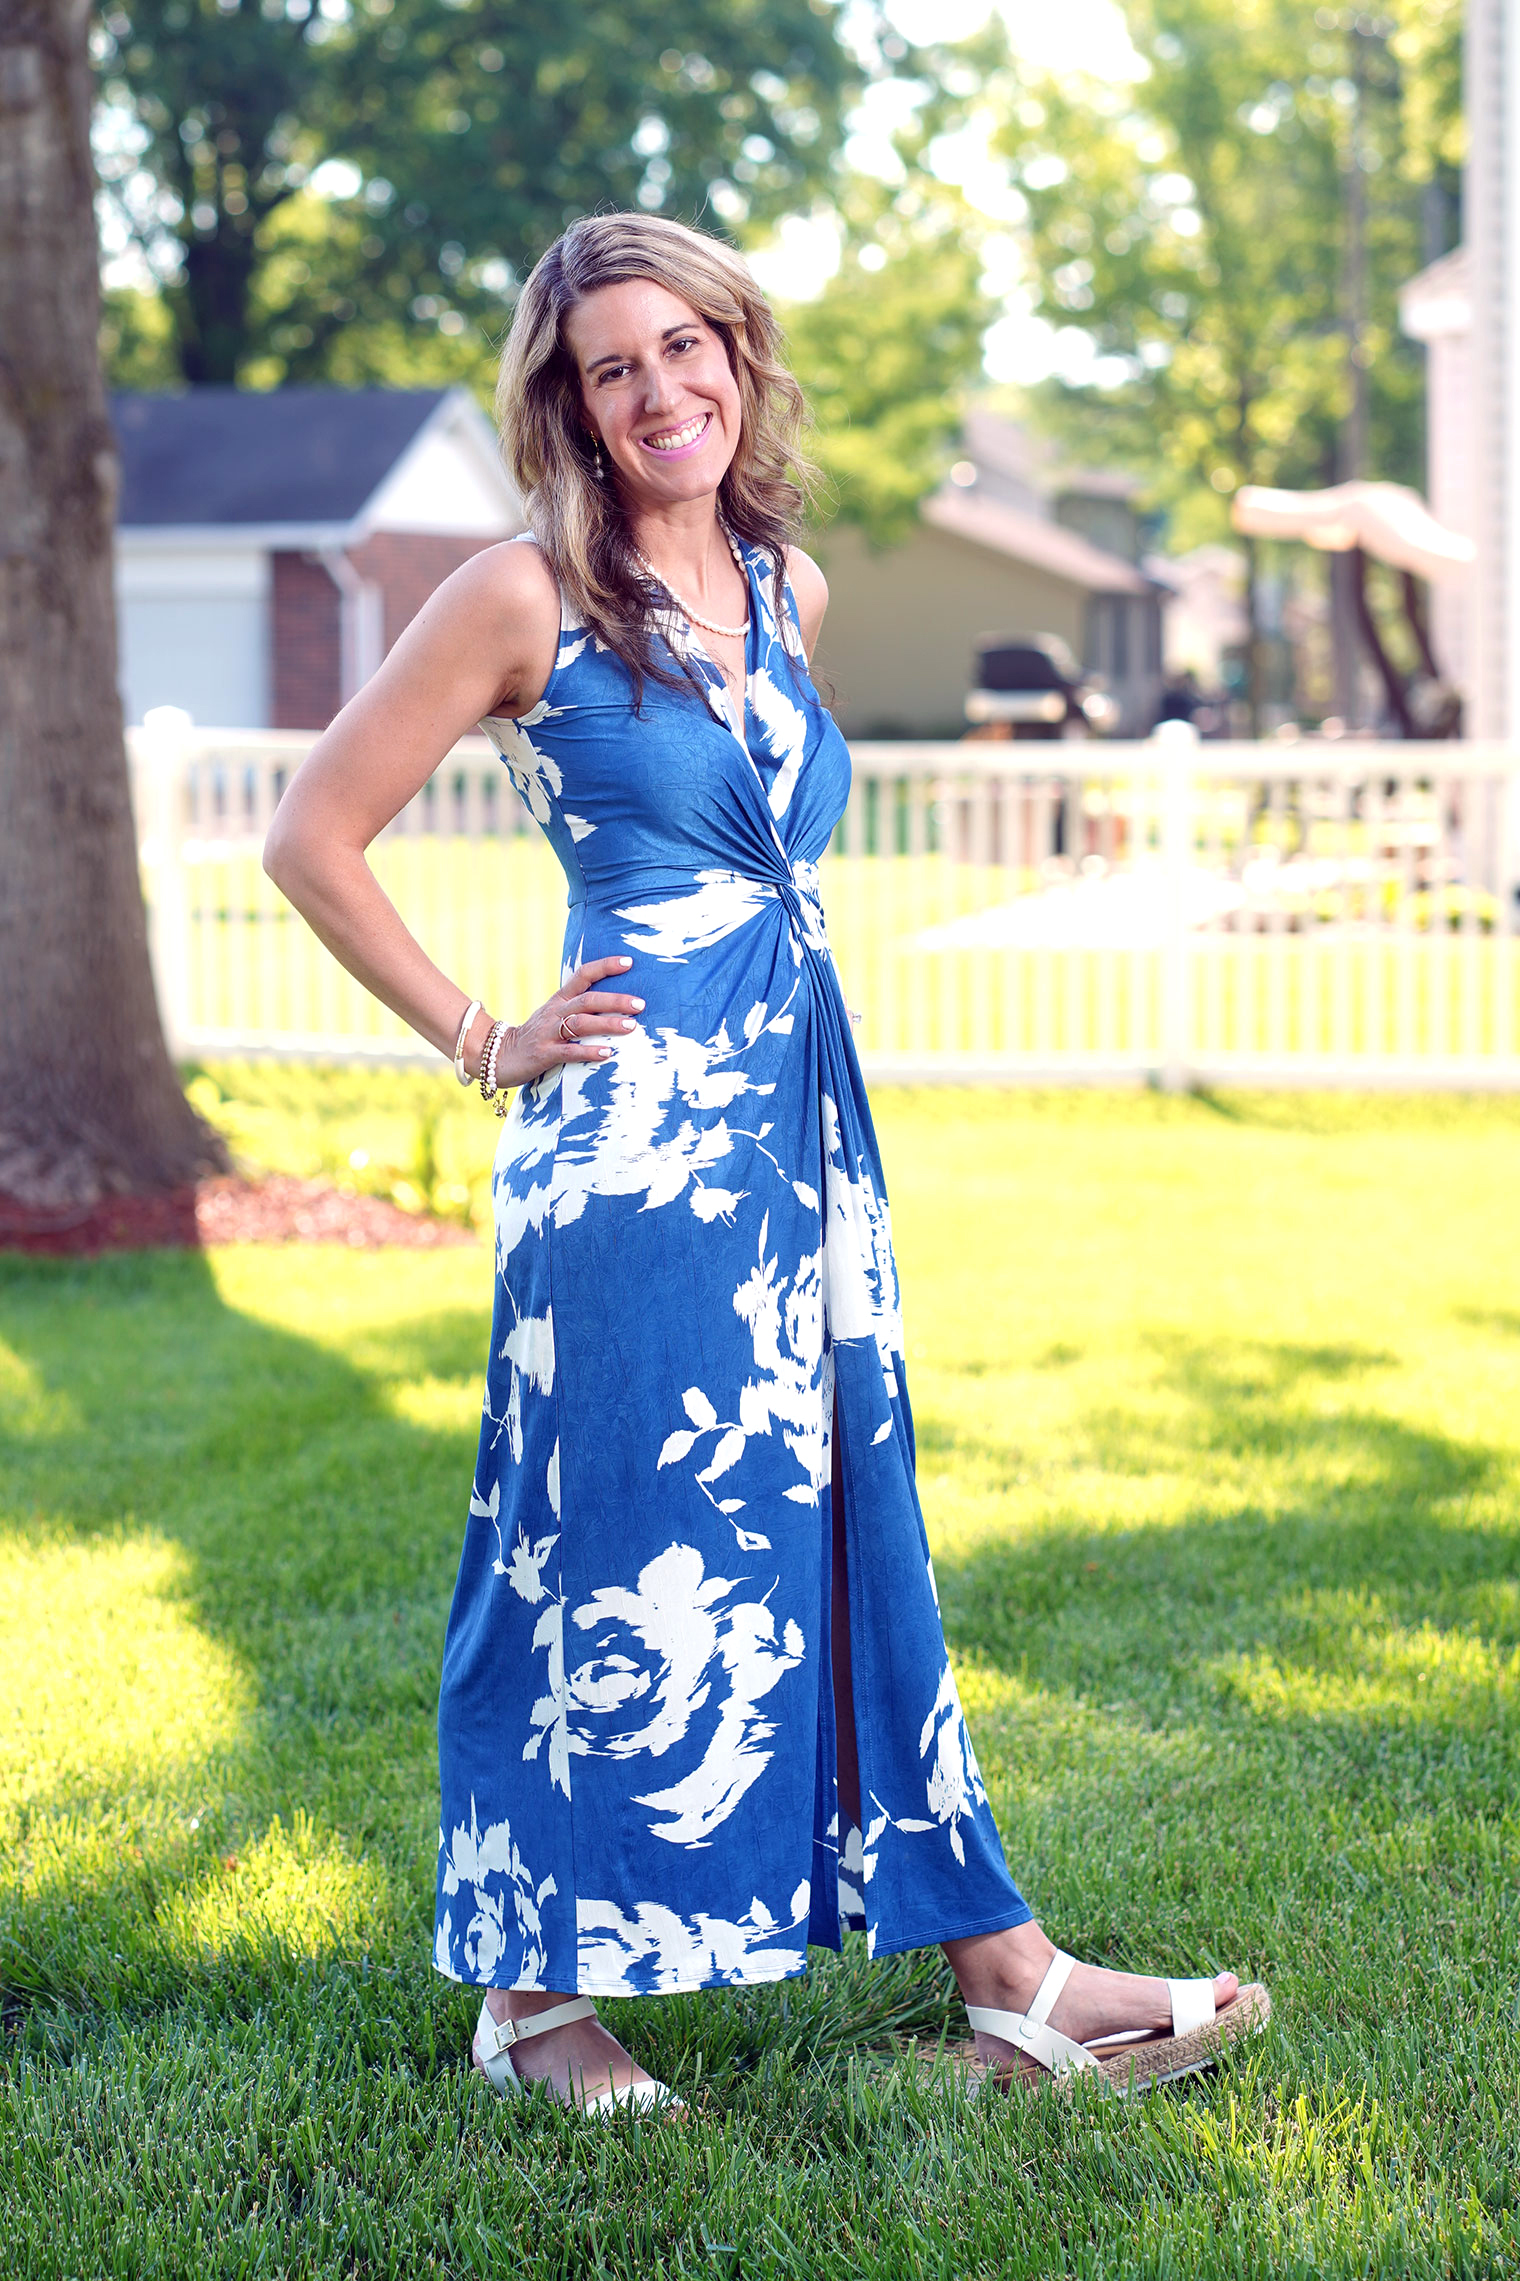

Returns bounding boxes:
[0,1340,78,1442]
[381,1374,487,1434]
[1213,1600,1520,1729]
[161,1810,383,1965]
[0,1529,249,1805]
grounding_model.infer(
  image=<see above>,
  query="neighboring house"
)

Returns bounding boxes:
[113,387,522,728]
[1398,246,1473,703]
[812,411,1166,738]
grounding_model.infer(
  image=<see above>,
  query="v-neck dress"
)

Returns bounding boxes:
[433,536,1029,1997]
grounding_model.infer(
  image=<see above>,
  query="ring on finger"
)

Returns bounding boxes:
[558,1014,578,1044]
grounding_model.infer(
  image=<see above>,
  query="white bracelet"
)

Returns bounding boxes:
[452,998,484,1085]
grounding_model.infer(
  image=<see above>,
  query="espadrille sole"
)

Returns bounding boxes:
[930,1981,1272,2099]
[1088,1982,1272,2096]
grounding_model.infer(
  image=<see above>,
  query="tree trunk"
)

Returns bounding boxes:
[1242,531,1264,739]
[1332,22,1372,729]
[0,0,224,1208]
[178,216,263,386]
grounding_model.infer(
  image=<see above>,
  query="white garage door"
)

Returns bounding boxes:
[116,548,270,728]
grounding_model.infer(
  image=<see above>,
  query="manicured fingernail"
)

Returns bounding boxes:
[618,1018,637,1031]
[629,997,645,1011]
[596,1046,612,1058]
[617,958,633,968]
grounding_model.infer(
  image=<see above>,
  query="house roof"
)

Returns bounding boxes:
[922,484,1154,596]
[1051,464,1142,502]
[111,388,453,528]
[960,409,1145,512]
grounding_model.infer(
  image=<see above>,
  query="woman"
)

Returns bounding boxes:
[264,212,1268,2113]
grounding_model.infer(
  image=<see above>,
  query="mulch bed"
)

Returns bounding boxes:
[0,1175,478,1258]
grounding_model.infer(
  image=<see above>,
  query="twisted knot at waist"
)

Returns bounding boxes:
[775,859,829,952]
[605,860,833,962]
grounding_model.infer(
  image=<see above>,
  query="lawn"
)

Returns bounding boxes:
[2,1082,1518,2278]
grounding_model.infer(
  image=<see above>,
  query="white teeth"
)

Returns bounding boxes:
[643,414,708,452]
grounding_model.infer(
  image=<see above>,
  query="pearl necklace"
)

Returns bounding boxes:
[635,530,749,640]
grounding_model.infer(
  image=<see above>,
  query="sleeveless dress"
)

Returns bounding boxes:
[434,538,1029,1997]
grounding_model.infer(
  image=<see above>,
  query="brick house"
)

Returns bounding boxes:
[112,387,523,729]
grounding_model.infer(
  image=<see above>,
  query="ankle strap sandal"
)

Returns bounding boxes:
[966,1950,1271,2098]
[473,1995,682,2114]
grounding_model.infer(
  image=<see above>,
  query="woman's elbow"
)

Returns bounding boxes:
[262,809,296,892]
[262,803,321,903]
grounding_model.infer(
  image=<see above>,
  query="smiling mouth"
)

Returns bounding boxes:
[639,411,712,454]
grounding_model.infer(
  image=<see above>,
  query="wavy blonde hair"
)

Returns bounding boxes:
[496,211,817,702]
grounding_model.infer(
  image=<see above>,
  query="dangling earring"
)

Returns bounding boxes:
[592,438,606,482]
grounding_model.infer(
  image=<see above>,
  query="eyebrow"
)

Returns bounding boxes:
[584,323,700,375]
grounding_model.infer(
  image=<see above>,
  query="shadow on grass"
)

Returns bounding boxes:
[903,1348,1519,2096]
[0,1250,478,2040]
[1452,1305,1520,1343]
[929,1325,1515,1665]
[920,1328,1518,1947]
[920,1332,1483,1511]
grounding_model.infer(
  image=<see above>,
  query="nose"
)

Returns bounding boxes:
[638,362,679,416]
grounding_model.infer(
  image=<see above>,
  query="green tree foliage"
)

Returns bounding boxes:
[994,0,1454,545]
[94,0,866,387]
[1388,0,1462,185]
[779,182,995,544]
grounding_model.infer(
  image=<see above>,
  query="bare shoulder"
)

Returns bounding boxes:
[784,544,829,655]
[407,534,562,717]
[445,534,561,638]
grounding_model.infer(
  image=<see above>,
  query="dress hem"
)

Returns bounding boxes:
[432,1957,808,1999]
[866,1899,1034,1958]
[431,1898,1032,1996]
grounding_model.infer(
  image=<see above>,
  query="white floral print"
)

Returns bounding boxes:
[437,1802,557,1986]
[566,1543,805,1846]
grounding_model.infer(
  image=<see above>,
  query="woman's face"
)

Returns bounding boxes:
[565,278,742,511]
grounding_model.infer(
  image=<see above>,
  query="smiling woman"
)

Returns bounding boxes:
[495,211,816,711]
[260,210,1266,2120]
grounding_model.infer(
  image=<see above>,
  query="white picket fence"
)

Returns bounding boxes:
[127,717,1520,1089]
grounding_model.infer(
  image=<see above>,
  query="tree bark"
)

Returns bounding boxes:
[1242,531,1264,740]
[180,223,264,386]
[0,0,224,1207]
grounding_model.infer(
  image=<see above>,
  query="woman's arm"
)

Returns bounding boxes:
[785,545,829,660]
[262,539,642,1083]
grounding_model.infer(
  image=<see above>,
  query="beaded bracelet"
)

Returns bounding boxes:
[479,1018,510,1107]
[452,998,484,1086]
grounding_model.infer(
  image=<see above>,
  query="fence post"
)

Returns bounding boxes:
[140,706,193,1060]
[1156,722,1195,1091]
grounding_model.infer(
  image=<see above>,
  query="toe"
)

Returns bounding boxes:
[1215,1971,1238,2011]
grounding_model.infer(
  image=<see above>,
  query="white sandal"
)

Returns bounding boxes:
[966,1949,1271,2098]
[473,1995,681,2114]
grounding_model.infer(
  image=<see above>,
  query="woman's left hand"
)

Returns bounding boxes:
[491,955,644,1088]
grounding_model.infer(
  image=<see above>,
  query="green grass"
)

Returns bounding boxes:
[3,1082,1519,2277]
[182,1058,502,1228]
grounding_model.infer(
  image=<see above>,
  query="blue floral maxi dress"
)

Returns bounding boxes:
[434,539,1030,1997]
